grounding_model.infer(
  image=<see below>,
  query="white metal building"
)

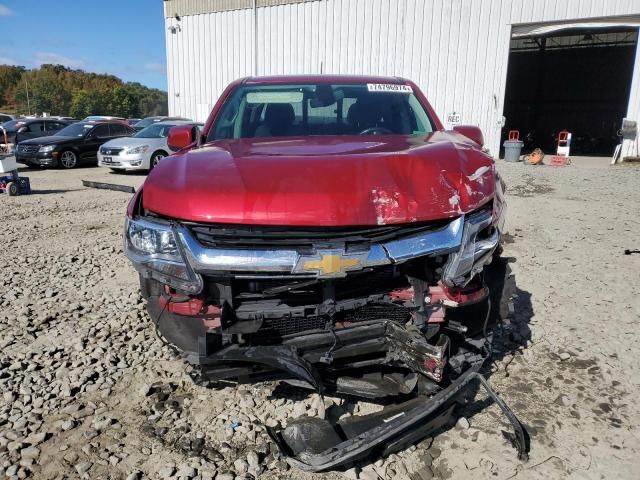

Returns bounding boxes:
[163,0,640,157]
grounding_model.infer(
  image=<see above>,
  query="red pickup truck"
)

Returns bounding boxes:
[124,75,525,469]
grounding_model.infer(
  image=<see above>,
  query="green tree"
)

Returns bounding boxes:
[0,65,26,110]
[0,62,168,117]
[106,86,137,118]
[69,90,96,119]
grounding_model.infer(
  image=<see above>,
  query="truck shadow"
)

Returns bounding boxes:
[452,257,534,416]
[483,257,533,370]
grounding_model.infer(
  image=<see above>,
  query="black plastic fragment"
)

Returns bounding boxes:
[199,345,323,393]
[280,416,344,456]
[268,368,529,472]
[82,180,136,193]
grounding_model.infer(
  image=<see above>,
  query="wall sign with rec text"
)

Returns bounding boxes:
[446,112,461,126]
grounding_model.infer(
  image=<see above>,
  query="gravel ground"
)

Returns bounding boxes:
[1,160,639,480]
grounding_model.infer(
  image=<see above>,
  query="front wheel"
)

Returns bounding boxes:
[6,181,19,196]
[150,151,167,170]
[59,150,78,169]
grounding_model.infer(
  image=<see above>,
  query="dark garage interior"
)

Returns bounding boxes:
[502,28,638,157]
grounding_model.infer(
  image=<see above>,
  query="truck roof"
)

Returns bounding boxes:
[243,74,409,85]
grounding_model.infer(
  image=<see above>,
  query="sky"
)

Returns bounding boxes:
[0,0,167,90]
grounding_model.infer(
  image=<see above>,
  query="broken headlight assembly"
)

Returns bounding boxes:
[124,217,203,294]
[442,208,499,287]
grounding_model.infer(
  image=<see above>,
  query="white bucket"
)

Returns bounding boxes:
[0,155,18,174]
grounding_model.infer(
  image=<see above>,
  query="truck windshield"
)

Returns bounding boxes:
[209,83,434,141]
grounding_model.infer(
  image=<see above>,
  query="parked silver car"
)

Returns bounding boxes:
[97,121,202,171]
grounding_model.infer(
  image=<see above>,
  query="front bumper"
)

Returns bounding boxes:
[176,216,465,276]
[98,152,147,170]
[269,368,529,471]
[16,151,56,166]
[126,207,500,296]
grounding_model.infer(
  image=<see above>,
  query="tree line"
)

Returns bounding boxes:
[0,64,168,119]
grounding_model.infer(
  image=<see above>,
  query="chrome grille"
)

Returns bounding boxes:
[188,220,449,250]
[18,145,38,153]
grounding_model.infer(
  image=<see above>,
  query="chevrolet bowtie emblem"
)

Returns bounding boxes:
[299,253,363,277]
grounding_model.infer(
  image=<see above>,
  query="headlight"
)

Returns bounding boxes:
[39,145,55,153]
[124,218,202,293]
[125,145,149,155]
[128,221,179,257]
[442,209,499,287]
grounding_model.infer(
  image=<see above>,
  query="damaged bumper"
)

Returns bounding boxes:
[269,369,530,472]
[190,319,451,394]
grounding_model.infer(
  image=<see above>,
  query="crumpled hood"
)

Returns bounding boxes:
[142,131,496,226]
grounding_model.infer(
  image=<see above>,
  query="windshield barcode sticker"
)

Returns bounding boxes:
[367,83,412,93]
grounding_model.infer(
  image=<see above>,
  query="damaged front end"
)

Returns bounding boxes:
[124,177,528,468]
[126,196,500,394]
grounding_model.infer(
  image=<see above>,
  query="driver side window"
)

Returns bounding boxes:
[25,122,45,133]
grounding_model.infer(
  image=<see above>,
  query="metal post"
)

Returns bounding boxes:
[25,79,31,115]
[253,0,258,75]
[531,37,546,149]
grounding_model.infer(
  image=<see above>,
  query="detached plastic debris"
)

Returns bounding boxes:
[268,369,530,472]
[82,179,135,193]
[229,419,241,431]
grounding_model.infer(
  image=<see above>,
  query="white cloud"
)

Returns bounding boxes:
[0,56,19,65]
[0,4,14,16]
[36,52,85,69]
[144,62,165,72]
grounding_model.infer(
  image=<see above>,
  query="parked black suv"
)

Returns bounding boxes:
[16,121,135,168]
[1,118,73,148]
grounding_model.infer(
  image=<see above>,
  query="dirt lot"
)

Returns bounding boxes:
[1,160,639,480]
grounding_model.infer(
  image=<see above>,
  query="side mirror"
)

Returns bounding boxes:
[17,127,28,133]
[168,124,196,152]
[453,125,484,147]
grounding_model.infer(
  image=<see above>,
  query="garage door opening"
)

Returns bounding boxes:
[502,27,638,157]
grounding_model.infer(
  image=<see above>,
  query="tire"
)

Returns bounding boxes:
[6,181,19,196]
[149,150,168,170]
[59,150,78,169]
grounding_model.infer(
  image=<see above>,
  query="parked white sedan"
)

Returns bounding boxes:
[97,121,202,171]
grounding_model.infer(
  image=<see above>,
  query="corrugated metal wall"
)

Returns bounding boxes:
[165,0,640,156]
[163,0,318,17]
